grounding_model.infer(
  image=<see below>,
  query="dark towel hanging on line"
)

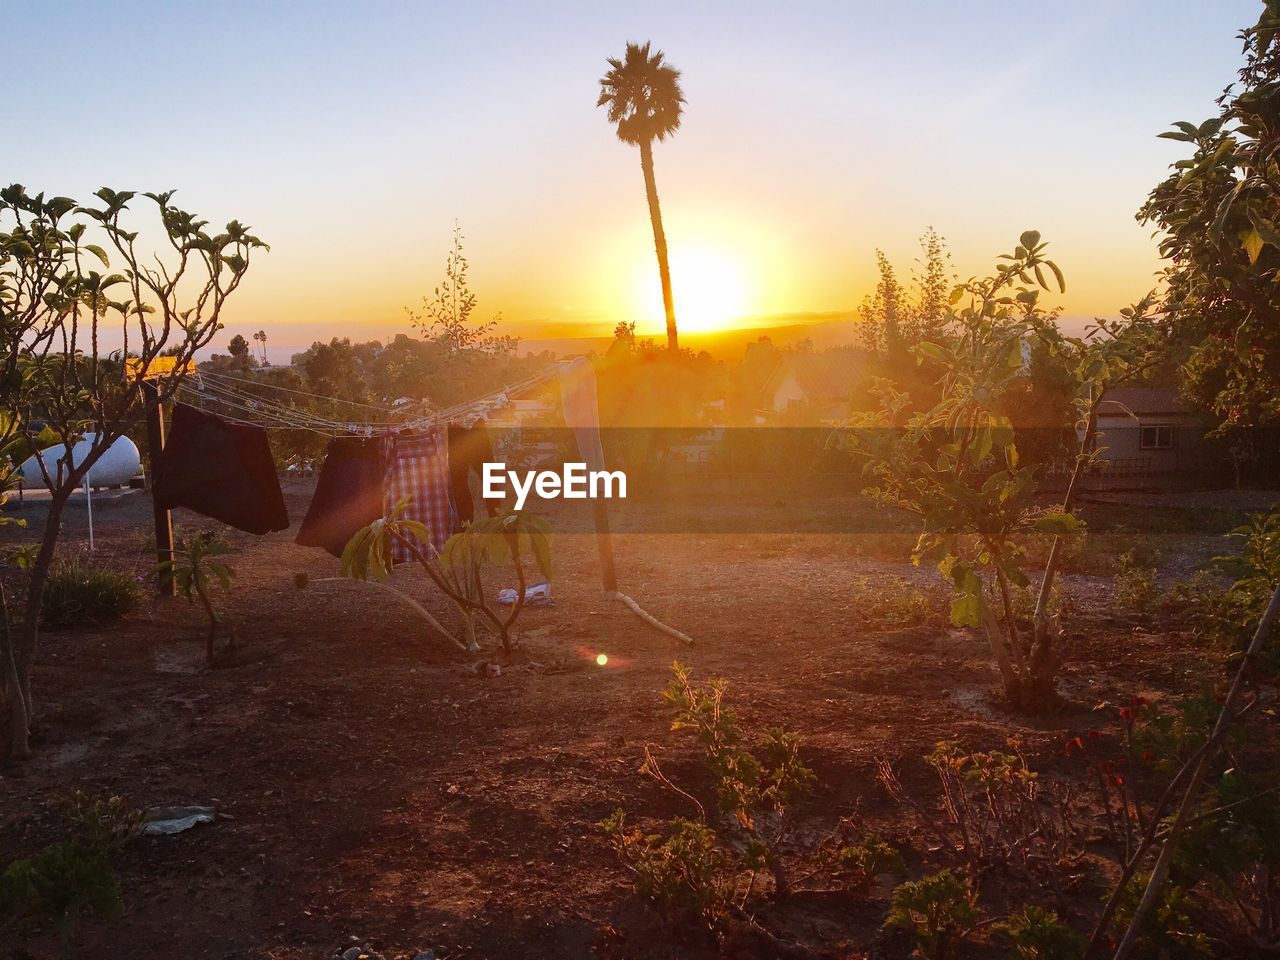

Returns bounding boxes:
[447,418,496,529]
[296,435,385,558]
[153,402,289,535]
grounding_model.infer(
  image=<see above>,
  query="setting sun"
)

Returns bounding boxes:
[633,242,755,334]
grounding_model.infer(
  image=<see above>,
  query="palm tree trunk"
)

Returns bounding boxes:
[639,139,678,352]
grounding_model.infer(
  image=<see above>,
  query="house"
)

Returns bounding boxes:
[1094,386,1213,479]
[762,351,867,422]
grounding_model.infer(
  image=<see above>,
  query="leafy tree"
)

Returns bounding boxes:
[1139,1,1280,476]
[407,223,515,357]
[0,184,264,758]
[298,336,369,403]
[598,41,685,352]
[227,333,253,369]
[857,227,954,355]
[157,533,236,665]
[607,319,637,357]
[847,233,1163,712]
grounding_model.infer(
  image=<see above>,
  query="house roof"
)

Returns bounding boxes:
[1097,386,1192,417]
[765,351,866,400]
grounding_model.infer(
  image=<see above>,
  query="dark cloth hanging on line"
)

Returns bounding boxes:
[295,436,385,558]
[153,402,289,535]
[560,358,607,475]
[447,418,497,529]
[385,426,452,560]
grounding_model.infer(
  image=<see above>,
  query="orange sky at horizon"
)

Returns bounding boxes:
[14,2,1255,357]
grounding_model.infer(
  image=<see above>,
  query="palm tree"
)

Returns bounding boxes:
[598,42,685,352]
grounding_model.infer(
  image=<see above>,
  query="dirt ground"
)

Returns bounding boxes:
[0,480,1241,959]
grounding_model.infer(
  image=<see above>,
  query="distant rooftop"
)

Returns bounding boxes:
[1098,385,1193,417]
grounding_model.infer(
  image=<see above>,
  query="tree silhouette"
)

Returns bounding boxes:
[228,334,251,368]
[598,41,685,352]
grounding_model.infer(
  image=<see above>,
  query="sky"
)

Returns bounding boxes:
[8,0,1261,356]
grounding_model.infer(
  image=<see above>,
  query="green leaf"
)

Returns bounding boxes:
[1045,259,1066,293]
[916,341,951,364]
[1032,512,1085,535]
[1241,227,1265,265]
[529,530,553,580]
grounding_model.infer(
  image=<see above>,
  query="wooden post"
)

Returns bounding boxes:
[141,380,176,596]
[591,498,618,594]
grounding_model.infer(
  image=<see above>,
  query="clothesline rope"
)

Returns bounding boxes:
[176,364,562,437]
[200,369,416,414]
[172,358,699,647]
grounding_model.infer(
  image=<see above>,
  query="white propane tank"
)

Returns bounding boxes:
[18,434,143,489]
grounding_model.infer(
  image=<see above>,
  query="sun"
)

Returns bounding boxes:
[633,243,753,335]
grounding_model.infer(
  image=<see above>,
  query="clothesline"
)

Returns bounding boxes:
[196,372,415,427]
[158,356,698,649]
[202,370,414,414]
[179,363,564,437]
[189,376,411,431]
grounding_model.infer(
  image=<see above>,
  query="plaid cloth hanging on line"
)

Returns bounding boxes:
[384,426,452,561]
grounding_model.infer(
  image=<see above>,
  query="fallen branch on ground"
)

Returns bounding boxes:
[302,576,471,653]
[612,591,695,645]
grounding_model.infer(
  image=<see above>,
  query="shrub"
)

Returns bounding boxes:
[1113,872,1210,959]
[40,562,142,628]
[602,662,822,934]
[342,506,553,654]
[1157,570,1221,629]
[660,661,815,899]
[879,739,1076,872]
[884,869,981,959]
[0,791,142,942]
[835,831,906,893]
[996,905,1084,960]
[851,576,945,629]
[598,810,728,923]
[1114,549,1158,616]
[1197,511,1280,671]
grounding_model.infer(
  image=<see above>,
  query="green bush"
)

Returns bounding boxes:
[598,811,728,923]
[0,792,141,942]
[1114,549,1158,616]
[884,869,981,959]
[836,832,906,892]
[996,905,1084,960]
[41,562,142,628]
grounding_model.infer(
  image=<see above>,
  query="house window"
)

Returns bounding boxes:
[1140,424,1174,450]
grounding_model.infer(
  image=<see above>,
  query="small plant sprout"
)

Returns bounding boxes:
[156,533,236,665]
